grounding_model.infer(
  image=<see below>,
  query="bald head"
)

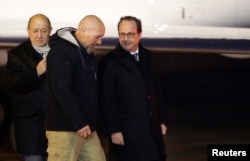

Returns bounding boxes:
[27,13,52,47]
[27,13,52,29]
[78,15,104,30]
[75,15,105,54]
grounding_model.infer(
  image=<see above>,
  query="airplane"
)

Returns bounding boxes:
[0,0,250,56]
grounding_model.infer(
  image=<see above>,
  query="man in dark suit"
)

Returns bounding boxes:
[5,13,52,161]
[98,16,168,161]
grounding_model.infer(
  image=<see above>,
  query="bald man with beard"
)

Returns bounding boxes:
[5,13,52,161]
[45,15,106,161]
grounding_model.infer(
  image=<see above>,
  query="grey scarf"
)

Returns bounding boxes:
[32,44,50,58]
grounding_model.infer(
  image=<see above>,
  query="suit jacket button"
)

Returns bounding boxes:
[147,95,152,99]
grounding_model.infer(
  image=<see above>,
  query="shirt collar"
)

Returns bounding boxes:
[130,48,139,55]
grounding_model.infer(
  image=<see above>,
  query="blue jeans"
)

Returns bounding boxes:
[24,155,47,161]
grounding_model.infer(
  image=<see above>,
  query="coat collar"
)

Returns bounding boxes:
[25,39,44,62]
[112,43,149,78]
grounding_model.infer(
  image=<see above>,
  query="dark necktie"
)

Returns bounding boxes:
[133,53,139,62]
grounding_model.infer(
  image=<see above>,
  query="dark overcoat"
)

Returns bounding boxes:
[5,40,47,156]
[99,43,168,161]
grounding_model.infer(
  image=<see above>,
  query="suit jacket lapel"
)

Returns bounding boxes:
[115,49,143,77]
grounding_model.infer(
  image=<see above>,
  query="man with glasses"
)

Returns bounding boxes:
[99,16,168,161]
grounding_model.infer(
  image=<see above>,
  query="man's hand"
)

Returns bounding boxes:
[111,132,125,146]
[77,125,91,138]
[161,124,167,135]
[36,59,46,76]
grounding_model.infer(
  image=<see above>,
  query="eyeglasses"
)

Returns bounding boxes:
[118,32,137,38]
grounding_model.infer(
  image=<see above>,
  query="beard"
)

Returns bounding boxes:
[86,46,95,54]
